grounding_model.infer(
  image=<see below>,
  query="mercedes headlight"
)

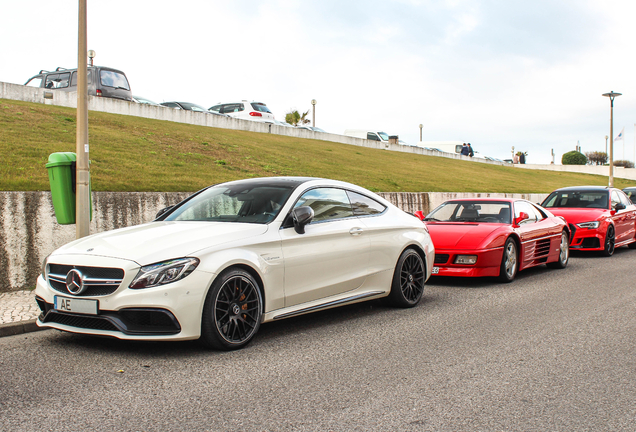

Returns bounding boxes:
[576,221,600,229]
[129,257,200,289]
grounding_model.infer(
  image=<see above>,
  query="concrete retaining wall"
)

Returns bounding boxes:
[512,163,636,180]
[0,191,547,293]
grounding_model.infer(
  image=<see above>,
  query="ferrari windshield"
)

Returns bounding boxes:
[542,191,609,209]
[164,180,300,224]
[426,201,512,223]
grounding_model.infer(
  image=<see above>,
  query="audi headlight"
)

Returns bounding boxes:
[454,255,478,265]
[129,257,200,289]
[576,221,600,229]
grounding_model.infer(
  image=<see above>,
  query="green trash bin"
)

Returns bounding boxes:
[46,152,92,225]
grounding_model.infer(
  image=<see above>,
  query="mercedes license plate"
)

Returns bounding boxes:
[54,296,98,315]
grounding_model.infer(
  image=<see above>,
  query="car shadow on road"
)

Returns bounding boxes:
[39,294,442,357]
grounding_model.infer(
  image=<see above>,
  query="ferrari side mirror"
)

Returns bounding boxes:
[414,210,425,221]
[514,212,529,226]
[292,206,314,234]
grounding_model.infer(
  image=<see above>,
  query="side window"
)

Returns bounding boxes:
[221,104,240,114]
[618,191,632,208]
[45,73,70,89]
[25,77,43,87]
[70,70,93,87]
[367,132,380,141]
[162,102,179,108]
[529,203,546,220]
[209,105,221,113]
[294,188,354,222]
[346,191,386,216]
[611,191,621,208]
[514,201,538,224]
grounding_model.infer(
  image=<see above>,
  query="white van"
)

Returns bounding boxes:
[344,129,390,143]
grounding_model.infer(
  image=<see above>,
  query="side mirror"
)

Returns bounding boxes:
[514,212,529,226]
[292,206,314,234]
[155,205,174,220]
[414,210,425,221]
[614,203,626,211]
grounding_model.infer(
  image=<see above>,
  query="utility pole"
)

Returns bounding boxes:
[76,0,90,238]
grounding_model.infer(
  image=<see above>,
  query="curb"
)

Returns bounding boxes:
[0,319,47,338]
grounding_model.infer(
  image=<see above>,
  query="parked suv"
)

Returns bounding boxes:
[24,66,132,101]
[208,101,274,120]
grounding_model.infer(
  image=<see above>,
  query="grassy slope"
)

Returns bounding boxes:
[1,99,634,193]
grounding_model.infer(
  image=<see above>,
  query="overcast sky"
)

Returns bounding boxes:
[2,0,636,164]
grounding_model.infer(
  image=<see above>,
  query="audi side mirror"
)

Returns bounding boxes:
[292,206,314,234]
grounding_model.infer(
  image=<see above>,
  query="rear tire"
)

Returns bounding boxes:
[386,248,425,308]
[497,237,518,283]
[200,268,262,350]
[547,230,569,269]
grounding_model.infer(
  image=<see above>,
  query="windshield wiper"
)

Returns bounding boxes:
[423,217,441,221]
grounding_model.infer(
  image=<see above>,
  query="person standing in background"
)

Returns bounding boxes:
[461,143,469,156]
[467,143,474,157]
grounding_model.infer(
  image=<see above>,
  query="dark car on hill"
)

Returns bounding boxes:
[25,66,132,101]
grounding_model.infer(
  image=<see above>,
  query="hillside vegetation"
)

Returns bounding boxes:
[1,99,633,193]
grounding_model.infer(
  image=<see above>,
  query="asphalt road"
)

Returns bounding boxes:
[1,249,635,431]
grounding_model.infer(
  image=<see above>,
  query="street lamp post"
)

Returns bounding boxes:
[605,135,608,155]
[76,0,90,239]
[419,124,423,142]
[311,99,316,127]
[602,91,621,187]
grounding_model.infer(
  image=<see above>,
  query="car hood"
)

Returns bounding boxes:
[425,223,503,249]
[544,208,608,224]
[52,222,269,264]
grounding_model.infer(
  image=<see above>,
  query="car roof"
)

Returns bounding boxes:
[552,186,612,192]
[443,198,517,203]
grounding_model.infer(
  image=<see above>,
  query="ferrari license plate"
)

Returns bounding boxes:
[432,267,440,274]
[54,296,98,315]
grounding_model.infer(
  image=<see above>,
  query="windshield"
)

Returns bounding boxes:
[542,191,608,209]
[426,201,512,223]
[100,70,130,90]
[164,183,297,224]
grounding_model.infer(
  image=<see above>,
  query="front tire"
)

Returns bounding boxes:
[497,237,518,283]
[386,248,425,308]
[601,225,615,257]
[547,230,569,269]
[200,268,263,350]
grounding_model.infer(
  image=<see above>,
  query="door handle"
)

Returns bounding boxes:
[349,227,364,236]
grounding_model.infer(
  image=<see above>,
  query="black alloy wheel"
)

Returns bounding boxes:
[201,269,262,350]
[547,230,570,269]
[387,248,425,307]
[602,225,615,257]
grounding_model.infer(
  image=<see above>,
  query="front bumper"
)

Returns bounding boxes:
[568,224,603,251]
[431,247,503,278]
[34,255,213,341]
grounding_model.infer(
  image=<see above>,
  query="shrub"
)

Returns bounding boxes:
[585,151,608,166]
[562,151,587,165]
[613,160,635,168]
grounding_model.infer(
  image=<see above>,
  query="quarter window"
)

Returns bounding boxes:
[100,70,130,90]
[346,191,386,216]
[294,188,353,222]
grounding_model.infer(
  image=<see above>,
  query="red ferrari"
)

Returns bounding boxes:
[415,199,570,283]
[540,186,636,256]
